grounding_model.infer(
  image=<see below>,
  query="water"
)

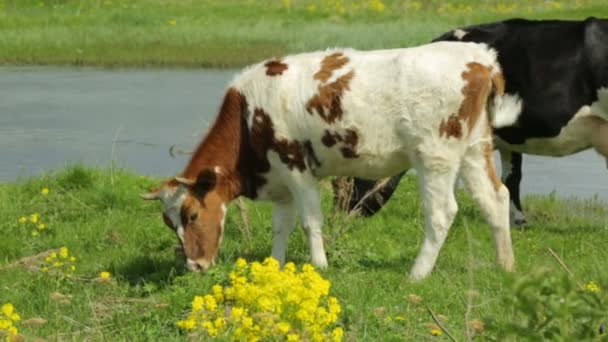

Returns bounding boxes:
[1,67,607,201]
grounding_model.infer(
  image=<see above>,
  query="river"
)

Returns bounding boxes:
[1,66,606,201]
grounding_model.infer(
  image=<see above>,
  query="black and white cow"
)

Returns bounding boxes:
[343,17,608,225]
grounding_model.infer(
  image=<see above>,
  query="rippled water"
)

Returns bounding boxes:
[1,66,606,201]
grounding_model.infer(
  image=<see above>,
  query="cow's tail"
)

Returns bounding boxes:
[487,67,522,129]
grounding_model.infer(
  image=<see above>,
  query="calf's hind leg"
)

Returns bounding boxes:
[409,158,460,280]
[461,143,514,272]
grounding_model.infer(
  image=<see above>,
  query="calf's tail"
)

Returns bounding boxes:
[487,68,522,129]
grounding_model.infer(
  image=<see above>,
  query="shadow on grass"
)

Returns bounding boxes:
[115,255,185,289]
[356,255,412,271]
[515,222,606,235]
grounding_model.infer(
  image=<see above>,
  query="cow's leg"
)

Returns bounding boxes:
[271,201,297,266]
[409,161,459,280]
[463,144,514,273]
[499,149,527,225]
[287,178,328,268]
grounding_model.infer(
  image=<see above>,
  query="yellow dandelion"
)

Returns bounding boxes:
[37,223,46,230]
[31,230,39,237]
[30,213,40,223]
[431,327,443,336]
[99,271,111,279]
[18,216,27,224]
[70,257,76,262]
[41,187,50,195]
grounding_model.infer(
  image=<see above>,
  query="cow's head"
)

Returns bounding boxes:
[141,168,229,272]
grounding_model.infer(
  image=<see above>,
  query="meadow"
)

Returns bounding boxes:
[0,0,607,67]
[2,0,608,340]
[1,166,607,340]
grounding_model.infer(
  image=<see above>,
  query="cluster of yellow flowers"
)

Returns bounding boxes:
[300,0,387,15]
[18,212,48,237]
[584,281,601,293]
[0,303,20,342]
[42,247,77,276]
[177,257,344,341]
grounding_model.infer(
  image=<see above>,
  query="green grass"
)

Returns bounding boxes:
[1,0,607,68]
[1,166,607,340]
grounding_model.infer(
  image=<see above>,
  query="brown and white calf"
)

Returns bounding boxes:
[142,42,521,280]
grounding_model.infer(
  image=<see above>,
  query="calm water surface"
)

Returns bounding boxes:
[1,67,607,201]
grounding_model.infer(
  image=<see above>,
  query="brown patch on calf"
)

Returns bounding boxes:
[322,128,359,158]
[306,71,355,124]
[458,62,493,132]
[264,59,288,76]
[482,124,502,191]
[438,62,494,139]
[439,113,463,139]
[250,108,307,171]
[483,142,502,191]
[314,52,349,82]
[491,70,505,97]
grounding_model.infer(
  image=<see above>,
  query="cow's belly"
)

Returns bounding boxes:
[315,150,410,180]
[495,106,596,156]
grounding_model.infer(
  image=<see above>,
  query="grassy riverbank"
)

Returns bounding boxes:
[1,0,607,68]
[1,166,607,340]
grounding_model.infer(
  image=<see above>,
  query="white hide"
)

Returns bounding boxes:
[454,29,469,40]
[228,42,516,279]
[158,185,188,243]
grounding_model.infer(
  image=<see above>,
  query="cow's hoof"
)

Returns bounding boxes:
[513,217,528,226]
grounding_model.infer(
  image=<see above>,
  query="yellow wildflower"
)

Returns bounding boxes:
[176,318,196,330]
[41,187,50,195]
[585,281,601,293]
[431,327,443,336]
[231,307,245,320]
[18,217,27,224]
[37,223,46,230]
[59,247,69,258]
[277,321,290,334]
[99,271,111,279]
[30,213,40,223]
[31,231,39,237]
[1,304,14,317]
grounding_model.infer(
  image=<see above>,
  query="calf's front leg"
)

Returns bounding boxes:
[288,179,328,268]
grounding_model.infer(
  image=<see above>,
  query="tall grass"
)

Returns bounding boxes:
[0,0,606,67]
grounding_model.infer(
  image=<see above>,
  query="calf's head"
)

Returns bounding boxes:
[141,169,229,272]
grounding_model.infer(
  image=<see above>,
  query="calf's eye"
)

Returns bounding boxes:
[189,212,198,222]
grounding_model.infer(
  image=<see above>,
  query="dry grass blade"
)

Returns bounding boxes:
[0,248,60,271]
[427,305,458,342]
[547,247,583,287]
